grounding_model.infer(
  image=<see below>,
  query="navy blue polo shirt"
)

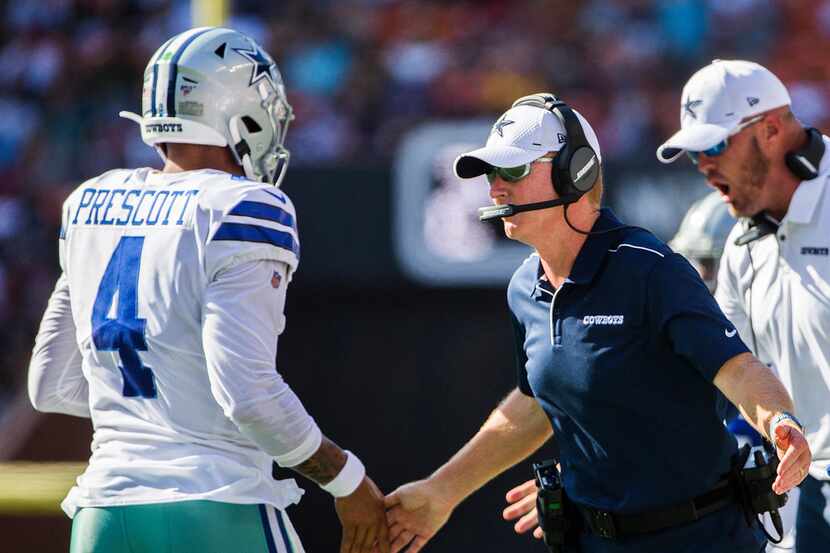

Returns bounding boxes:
[509,209,764,553]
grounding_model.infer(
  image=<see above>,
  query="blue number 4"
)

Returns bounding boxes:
[92,236,156,398]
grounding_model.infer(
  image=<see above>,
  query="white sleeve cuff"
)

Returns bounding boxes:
[273,424,323,468]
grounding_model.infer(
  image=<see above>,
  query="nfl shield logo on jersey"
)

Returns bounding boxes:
[271,271,282,289]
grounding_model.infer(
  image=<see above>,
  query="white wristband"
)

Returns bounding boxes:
[320,450,365,498]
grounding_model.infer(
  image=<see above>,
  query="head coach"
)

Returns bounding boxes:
[383,93,811,553]
[658,59,830,552]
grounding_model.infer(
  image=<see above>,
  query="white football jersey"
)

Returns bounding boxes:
[52,167,320,516]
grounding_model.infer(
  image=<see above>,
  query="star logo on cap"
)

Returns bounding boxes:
[492,117,514,137]
[747,96,760,107]
[683,98,703,119]
[233,45,279,89]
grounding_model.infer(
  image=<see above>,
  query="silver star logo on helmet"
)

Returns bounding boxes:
[233,45,278,89]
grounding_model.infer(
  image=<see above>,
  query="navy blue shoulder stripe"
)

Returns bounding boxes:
[229,200,295,228]
[213,222,299,257]
[166,28,216,117]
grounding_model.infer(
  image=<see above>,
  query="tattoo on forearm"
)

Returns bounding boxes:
[291,437,347,485]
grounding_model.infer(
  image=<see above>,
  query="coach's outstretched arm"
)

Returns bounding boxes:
[714,352,812,494]
[384,388,552,553]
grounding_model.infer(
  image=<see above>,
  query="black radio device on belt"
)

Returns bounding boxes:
[533,459,572,553]
[730,444,788,543]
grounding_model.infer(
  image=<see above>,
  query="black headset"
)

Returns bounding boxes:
[735,127,826,246]
[510,93,600,200]
[785,127,825,181]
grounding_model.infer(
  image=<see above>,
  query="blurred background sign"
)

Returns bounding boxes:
[393,121,534,286]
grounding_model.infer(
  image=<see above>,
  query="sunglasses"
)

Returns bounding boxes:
[485,158,554,184]
[687,115,764,165]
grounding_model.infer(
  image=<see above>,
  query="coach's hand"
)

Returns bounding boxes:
[772,423,812,494]
[503,478,543,539]
[384,478,454,553]
[335,476,390,553]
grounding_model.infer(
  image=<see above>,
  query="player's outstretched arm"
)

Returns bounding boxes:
[384,389,551,553]
[202,260,388,553]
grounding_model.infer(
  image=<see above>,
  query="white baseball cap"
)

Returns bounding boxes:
[453,103,602,178]
[657,59,791,163]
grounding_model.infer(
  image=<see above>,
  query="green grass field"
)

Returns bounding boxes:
[0,462,86,515]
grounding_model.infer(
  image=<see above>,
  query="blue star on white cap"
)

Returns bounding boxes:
[233,45,279,89]
[683,98,703,120]
[492,117,514,137]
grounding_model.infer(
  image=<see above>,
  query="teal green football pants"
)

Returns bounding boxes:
[70,500,303,553]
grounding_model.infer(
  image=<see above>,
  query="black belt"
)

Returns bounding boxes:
[574,477,736,539]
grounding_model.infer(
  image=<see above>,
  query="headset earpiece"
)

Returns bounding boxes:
[785,127,825,181]
[512,93,599,199]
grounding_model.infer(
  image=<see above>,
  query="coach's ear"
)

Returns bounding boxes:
[756,112,781,154]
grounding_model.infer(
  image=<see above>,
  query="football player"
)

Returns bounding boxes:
[28,27,388,553]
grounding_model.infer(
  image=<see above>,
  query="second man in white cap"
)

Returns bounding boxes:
[658,58,830,553]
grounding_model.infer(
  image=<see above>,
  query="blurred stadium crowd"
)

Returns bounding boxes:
[2,0,830,410]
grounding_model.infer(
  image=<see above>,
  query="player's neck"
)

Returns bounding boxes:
[162,144,244,177]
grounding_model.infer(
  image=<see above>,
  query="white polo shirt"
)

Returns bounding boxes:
[716,136,830,481]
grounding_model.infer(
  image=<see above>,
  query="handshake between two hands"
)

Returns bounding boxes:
[331,475,455,553]
[334,423,812,553]
[333,474,542,553]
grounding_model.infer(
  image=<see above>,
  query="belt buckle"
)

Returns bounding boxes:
[587,507,617,539]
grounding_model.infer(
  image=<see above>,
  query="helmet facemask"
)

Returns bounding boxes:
[229,79,294,187]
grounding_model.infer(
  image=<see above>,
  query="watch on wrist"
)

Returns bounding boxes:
[769,411,804,439]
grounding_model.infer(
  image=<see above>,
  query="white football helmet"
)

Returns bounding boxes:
[120,27,294,186]
[669,191,737,292]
